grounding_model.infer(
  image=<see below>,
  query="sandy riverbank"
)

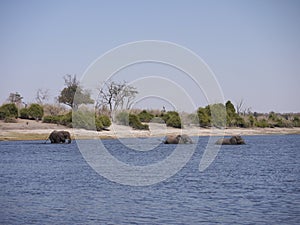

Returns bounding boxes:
[1,119,300,141]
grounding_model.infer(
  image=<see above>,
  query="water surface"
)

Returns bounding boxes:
[0,135,299,224]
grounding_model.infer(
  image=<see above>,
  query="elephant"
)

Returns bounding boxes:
[215,135,245,145]
[48,130,71,144]
[164,134,193,144]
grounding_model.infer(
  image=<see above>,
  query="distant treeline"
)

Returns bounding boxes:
[0,101,299,130]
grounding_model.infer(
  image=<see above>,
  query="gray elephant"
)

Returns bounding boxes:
[215,135,245,145]
[48,130,71,144]
[164,134,193,144]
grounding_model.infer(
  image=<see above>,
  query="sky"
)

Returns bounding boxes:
[0,0,299,113]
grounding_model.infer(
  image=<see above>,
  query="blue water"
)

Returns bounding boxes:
[0,135,299,224]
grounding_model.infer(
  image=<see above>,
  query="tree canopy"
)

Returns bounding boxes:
[96,80,138,118]
[58,75,94,109]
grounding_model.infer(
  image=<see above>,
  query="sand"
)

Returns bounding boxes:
[0,119,300,141]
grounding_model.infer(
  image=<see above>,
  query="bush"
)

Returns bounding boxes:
[293,116,300,127]
[208,103,226,128]
[197,107,210,127]
[0,107,9,120]
[129,114,149,130]
[43,115,62,124]
[95,115,111,131]
[98,115,111,128]
[159,111,182,128]
[28,104,44,120]
[0,103,18,119]
[138,110,154,122]
[236,116,249,128]
[186,113,199,125]
[248,115,255,127]
[166,114,182,128]
[95,117,104,131]
[60,112,72,127]
[256,119,269,128]
[115,111,129,125]
[161,111,179,123]
[72,110,95,130]
[19,108,29,119]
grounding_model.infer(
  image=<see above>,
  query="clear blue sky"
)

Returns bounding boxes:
[1,0,299,113]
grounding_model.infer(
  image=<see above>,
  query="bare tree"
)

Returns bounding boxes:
[7,92,24,108]
[236,99,244,115]
[96,80,138,119]
[36,88,49,105]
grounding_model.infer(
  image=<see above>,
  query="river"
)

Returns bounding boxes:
[0,135,299,224]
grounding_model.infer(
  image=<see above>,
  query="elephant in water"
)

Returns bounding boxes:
[164,134,193,144]
[48,130,71,144]
[215,135,245,145]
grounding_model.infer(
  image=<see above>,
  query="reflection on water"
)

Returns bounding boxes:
[0,135,299,224]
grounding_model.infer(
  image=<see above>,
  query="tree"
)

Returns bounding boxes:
[208,103,226,128]
[36,89,49,105]
[8,92,24,108]
[235,99,244,115]
[0,103,18,120]
[225,100,237,126]
[28,104,44,120]
[96,80,138,119]
[197,107,210,127]
[58,74,94,109]
[249,115,255,127]
[19,108,29,119]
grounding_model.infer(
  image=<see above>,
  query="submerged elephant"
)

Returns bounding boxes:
[215,135,245,145]
[48,130,71,144]
[164,134,193,144]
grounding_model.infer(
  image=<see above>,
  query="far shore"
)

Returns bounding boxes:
[0,119,300,141]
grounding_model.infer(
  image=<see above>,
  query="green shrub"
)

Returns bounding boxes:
[60,112,72,127]
[98,115,111,128]
[95,117,104,131]
[115,111,129,125]
[95,115,111,131]
[43,115,61,124]
[28,104,44,120]
[197,107,210,127]
[159,111,182,128]
[248,115,255,127]
[293,116,300,127]
[160,111,178,122]
[236,116,249,128]
[256,119,269,128]
[19,108,29,119]
[138,110,154,122]
[43,111,110,130]
[0,103,18,119]
[72,110,95,130]
[129,114,149,130]
[166,114,182,128]
[208,103,226,128]
[186,113,199,125]
[0,107,9,120]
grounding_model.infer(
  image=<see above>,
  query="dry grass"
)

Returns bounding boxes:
[0,132,49,141]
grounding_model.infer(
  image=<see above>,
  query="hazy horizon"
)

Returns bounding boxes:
[1,0,299,113]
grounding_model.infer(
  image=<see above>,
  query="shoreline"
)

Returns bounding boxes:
[1,119,300,141]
